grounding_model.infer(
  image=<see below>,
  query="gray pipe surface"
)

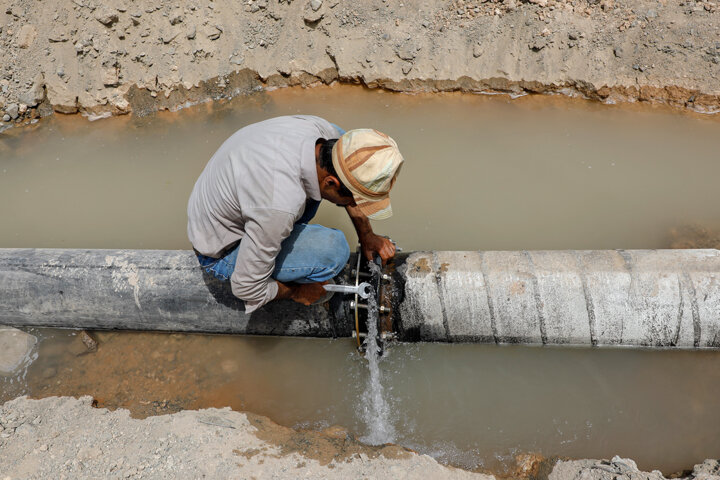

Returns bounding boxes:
[395,250,720,347]
[1,248,719,348]
[0,248,350,337]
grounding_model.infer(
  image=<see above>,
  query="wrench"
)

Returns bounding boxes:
[323,282,372,299]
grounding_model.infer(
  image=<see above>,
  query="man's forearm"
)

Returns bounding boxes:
[345,204,374,240]
[345,204,396,265]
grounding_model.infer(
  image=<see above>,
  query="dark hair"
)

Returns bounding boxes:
[318,138,353,198]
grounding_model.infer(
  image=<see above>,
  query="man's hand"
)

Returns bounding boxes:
[360,233,396,266]
[276,281,329,306]
[345,204,396,267]
[291,282,330,306]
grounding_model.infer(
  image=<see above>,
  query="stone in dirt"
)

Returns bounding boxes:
[549,456,667,480]
[0,327,37,376]
[17,24,37,48]
[600,0,614,12]
[691,459,720,479]
[95,8,119,27]
[48,31,69,42]
[68,331,99,356]
[17,73,45,107]
[206,25,222,41]
[160,30,180,45]
[395,41,419,61]
[304,1,324,24]
[5,103,19,120]
[80,331,98,352]
[46,82,78,114]
[103,67,119,87]
[512,453,545,478]
[529,37,549,51]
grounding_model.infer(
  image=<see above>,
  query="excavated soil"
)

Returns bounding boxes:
[1,0,720,128]
[1,395,719,479]
[0,395,495,479]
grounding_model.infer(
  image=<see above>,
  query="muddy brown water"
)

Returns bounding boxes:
[1,86,719,250]
[2,328,720,476]
[1,86,720,475]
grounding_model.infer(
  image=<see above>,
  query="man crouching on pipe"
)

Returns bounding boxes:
[187,116,404,312]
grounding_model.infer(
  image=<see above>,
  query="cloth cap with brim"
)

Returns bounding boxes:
[331,128,404,220]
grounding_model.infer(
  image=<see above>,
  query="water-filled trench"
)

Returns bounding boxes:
[1,86,720,474]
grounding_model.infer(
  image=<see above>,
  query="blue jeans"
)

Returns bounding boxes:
[196,199,350,284]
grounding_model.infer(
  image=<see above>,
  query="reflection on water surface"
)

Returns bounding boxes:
[1,85,719,251]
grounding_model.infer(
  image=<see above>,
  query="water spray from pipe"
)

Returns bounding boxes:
[359,259,396,445]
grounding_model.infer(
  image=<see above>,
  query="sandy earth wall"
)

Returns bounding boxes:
[1,0,720,126]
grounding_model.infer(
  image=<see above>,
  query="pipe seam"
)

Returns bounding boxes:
[478,251,500,345]
[524,251,548,345]
[574,250,598,347]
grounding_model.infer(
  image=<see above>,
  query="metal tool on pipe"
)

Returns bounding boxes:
[323,282,373,299]
[325,246,396,352]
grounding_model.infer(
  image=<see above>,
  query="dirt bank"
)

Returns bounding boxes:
[0,395,491,479]
[1,0,719,127]
[1,396,718,479]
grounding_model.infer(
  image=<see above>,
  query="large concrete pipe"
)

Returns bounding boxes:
[0,249,348,337]
[395,250,720,347]
[1,248,718,348]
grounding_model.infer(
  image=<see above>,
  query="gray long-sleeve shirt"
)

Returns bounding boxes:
[187,115,340,313]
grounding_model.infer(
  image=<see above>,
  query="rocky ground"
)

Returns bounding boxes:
[1,0,719,128]
[1,395,719,480]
